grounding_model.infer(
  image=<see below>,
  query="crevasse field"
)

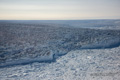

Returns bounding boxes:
[0,20,120,80]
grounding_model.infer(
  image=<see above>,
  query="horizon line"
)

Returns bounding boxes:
[0,19,120,21]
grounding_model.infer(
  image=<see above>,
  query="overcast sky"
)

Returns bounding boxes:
[0,0,120,20]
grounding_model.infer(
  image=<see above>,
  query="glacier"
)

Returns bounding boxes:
[0,20,120,80]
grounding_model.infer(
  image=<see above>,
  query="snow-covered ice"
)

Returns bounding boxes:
[0,20,120,80]
[0,46,120,80]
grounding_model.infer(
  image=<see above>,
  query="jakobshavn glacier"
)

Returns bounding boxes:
[0,20,120,80]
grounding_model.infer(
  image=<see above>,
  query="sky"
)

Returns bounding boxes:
[0,0,120,20]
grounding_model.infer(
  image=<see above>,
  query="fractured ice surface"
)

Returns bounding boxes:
[0,23,120,67]
[0,45,120,80]
[0,20,120,80]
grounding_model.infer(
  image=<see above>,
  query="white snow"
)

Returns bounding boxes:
[0,46,120,80]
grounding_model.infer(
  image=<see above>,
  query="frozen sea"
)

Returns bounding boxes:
[0,20,120,80]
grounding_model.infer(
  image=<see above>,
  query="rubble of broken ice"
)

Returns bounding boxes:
[0,22,120,68]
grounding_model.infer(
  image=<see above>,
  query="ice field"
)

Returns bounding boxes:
[0,20,120,80]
